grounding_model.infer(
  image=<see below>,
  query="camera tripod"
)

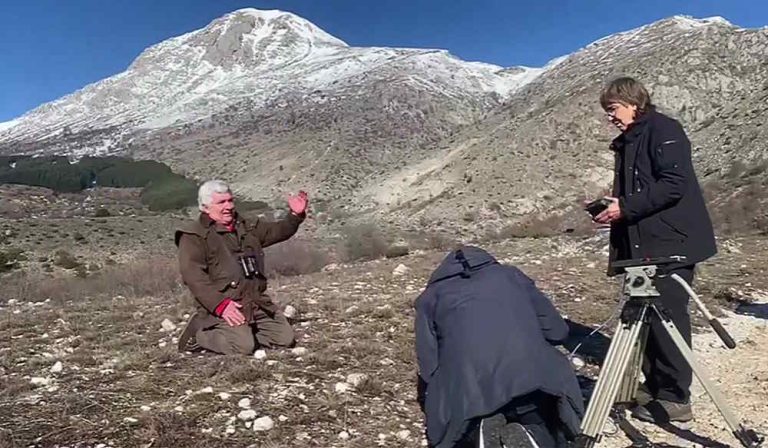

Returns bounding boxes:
[577,256,763,448]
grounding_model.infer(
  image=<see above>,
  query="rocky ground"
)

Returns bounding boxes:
[1,232,767,448]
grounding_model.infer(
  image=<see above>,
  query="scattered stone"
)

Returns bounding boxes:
[278,415,288,422]
[392,264,411,276]
[238,410,257,421]
[322,263,339,272]
[254,349,267,360]
[335,382,350,393]
[345,305,359,314]
[338,431,350,440]
[397,430,411,440]
[283,305,297,319]
[30,377,51,386]
[174,406,184,412]
[238,398,252,409]
[160,318,177,332]
[225,426,236,435]
[291,347,308,356]
[252,416,274,431]
[346,373,368,387]
[140,405,151,412]
[266,360,278,366]
[50,361,63,374]
[218,392,231,400]
[198,386,214,394]
[123,417,138,424]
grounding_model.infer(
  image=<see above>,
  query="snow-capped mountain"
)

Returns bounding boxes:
[0,8,541,153]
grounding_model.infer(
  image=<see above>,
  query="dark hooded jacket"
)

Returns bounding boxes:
[414,246,584,448]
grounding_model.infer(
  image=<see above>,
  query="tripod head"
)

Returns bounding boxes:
[610,256,688,298]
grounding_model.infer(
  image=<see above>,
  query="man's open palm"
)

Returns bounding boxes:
[288,190,309,215]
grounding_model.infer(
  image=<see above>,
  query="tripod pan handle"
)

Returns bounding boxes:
[710,318,736,349]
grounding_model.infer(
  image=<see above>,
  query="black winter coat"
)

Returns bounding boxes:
[414,246,584,448]
[609,109,717,274]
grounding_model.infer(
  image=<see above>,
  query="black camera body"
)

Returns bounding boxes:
[585,198,612,217]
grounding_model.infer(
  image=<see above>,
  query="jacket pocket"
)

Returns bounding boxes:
[643,214,685,243]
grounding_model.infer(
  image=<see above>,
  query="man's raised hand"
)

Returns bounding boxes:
[222,301,246,327]
[287,190,309,216]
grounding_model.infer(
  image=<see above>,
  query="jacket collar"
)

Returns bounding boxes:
[610,108,655,150]
[200,212,241,233]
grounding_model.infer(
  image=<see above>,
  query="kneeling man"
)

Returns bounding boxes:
[415,246,584,448]
[176,179,307,355]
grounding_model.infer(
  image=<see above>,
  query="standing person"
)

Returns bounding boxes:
[175,179,308,355]
[415,246,584,448]
[594,77,717,422]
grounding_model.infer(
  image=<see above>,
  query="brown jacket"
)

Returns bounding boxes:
[175,211,304,322]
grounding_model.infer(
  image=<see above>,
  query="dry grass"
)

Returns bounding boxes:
[1,235,767,447]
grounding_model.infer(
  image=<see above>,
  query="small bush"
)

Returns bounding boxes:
[339,223,388,261]
[53,249,81,269]
[264,239,330,277]
[0,248,23,273]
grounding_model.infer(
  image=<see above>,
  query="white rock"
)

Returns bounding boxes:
[345,305,359,314]
[160,318,177,332]
[158,341,167,348]
[334,382,351,393]
[283,305,297,319]
[291,347,308,356]
[266,360,278,366]
[278,415,288,422]
[238,410,257,421]
[571,356,585,370]
[252,416,274,431]
[201,428,213,434]
[123,417,139,424]
[174,406,184,412]
[7,299,17,305]
[30,377,51,386]
[254,349,267,360]
[392,264,411,276]
[50,361,63,374]
[218,392,231,400]
[225,426,236,435]
[397,430,411,440]
[140,405,151,411]
[238,398,252,409]
[346,373,368,387]
[198,386,214,394]
[338,431,350,440]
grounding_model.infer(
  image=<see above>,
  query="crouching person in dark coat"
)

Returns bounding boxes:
[415,246,584,448]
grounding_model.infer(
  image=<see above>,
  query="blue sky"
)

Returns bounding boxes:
[1,0,766,122]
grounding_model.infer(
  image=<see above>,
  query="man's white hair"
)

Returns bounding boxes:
[198,179,231,211]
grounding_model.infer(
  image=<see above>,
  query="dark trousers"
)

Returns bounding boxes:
[643,266,694,403]
[457,391,566,448]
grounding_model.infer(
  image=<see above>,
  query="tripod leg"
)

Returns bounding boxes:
[617,324,649,404]
[579,304,648,447]
[652,305,763,447]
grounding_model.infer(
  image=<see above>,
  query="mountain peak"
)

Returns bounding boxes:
[664,15,735,30]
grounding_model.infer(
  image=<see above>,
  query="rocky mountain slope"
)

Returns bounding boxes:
[1,11,766,236]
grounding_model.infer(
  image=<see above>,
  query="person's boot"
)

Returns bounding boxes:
[481,414,538,448]
[634,383,653,406]
[177,315,202,353]
[630,399,693,423]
